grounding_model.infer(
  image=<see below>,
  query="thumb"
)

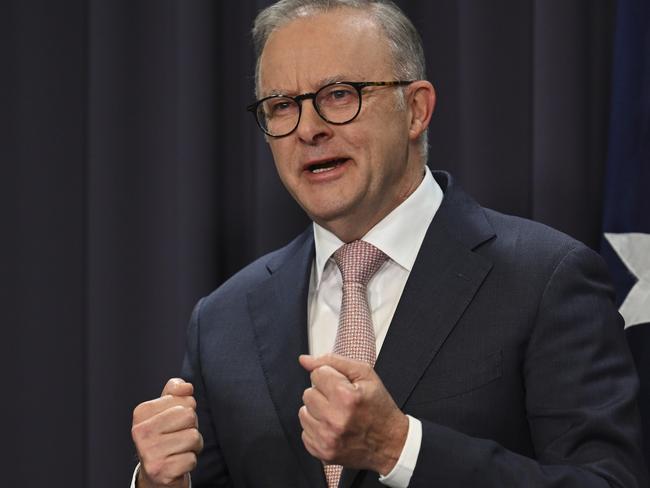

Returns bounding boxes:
[299,353,370,383]
[161,377,194,397]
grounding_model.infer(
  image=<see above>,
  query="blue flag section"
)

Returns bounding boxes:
[601,0,650,467]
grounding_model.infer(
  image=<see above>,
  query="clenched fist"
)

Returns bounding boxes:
[132,378,204,488]
[298,354,408,475]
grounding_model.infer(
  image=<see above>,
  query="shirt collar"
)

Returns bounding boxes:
[312,166,443,287]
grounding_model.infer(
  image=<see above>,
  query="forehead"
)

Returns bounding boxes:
[258,9,394,95]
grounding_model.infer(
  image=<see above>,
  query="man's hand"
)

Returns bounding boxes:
[298,354,409,475]
[131,378,203,488]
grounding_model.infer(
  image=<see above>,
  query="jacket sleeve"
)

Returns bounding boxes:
[409,244,648,487]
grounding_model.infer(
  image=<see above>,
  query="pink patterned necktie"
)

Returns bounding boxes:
[323,240,388,488]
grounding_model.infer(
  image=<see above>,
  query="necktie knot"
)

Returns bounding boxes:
[333,240,388,286]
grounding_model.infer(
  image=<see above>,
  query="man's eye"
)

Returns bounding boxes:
[331,89,352,99]
[325,89,354,103]
[264,100,295,118]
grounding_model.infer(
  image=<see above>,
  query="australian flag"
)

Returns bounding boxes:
[600,0,650,468]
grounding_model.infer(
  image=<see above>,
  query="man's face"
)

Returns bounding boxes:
[258,9,425,240]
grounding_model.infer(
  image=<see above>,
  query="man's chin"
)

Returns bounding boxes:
[307,209,351,230]
[301,198,352,222]
[308,209,376,242]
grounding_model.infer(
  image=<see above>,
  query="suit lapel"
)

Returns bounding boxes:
[378,171,495,408]
[247,230,327,488]
[340,172,495,488]
[374,227,493,408]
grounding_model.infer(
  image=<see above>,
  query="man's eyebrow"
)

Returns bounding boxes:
[314,74,350,86]
[263,88,289,97]
[261,74,360,98]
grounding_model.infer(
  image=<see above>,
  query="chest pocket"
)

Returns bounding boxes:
[407,350,503,404]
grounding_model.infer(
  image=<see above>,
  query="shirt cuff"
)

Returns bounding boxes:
[129,464,192,488]
[130,463,139,488]
[378,415,422,488]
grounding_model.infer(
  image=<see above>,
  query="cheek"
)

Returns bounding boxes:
[349,125,405,169]
[357,108,406,146]
[269,142,295,179]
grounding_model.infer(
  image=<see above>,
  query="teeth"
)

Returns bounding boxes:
[309,158,345,173]
[312,166,336,174]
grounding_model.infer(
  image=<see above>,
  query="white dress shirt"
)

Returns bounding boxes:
[308,167,443,487]
[131,167,443,488]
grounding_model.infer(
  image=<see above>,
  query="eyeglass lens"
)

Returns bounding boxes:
[256,83,361,137]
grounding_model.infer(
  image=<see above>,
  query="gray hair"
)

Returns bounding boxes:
[253,0,425,89]
[252,0,429,158]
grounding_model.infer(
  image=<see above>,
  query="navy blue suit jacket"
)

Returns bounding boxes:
[181,171,648,487]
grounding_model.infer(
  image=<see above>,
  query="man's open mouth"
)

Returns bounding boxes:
[307,158,348,174]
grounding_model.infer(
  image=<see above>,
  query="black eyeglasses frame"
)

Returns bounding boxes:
[246,80,414,138]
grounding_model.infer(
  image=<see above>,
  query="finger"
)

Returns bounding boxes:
[164,428,204,457]
[161,378,194,397]
[133,408,202,457]
[133,405,197,445]
[299,411,337,464]
[133,395,197,424]
[299,354,318,372]
[302,386,329,421]
[301,430,321,460]
[300,353,371,384]
[164,428,203,456]
[156,405,198,434]
[298,404,321,434]
[140,427,204,460]
[310,364,354,399]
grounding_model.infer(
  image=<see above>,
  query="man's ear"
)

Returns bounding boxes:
[407,81,436,141]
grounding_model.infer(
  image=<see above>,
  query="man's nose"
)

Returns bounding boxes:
[295,99,333,144]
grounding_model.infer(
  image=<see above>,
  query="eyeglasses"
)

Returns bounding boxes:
[246,80,414,138]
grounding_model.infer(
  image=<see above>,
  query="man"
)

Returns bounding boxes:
[131,1,648,487]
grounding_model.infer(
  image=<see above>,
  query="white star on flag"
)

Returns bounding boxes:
[604,233,650,328]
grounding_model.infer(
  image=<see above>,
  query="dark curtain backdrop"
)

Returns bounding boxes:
[2,1,616,486]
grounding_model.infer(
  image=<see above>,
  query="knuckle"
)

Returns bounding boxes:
[188,452,198,471]
[132,404,144,421]
[131,422,151,442]
[197,431,205,452]
[320,444,337,462]
[182,406,196,424]
[186,396,197,410]
[329,419,346,437]
[310,369,320,384]
[302,387,314,403]
[299,406,312,427]
[133,400,154,423]
[144,459,164,482]
[319,364,334,375]
[190,409,199,427]
[194,429,203,452]
[191,428,203,446]
[337,389,354,408]
[299,407,312,429]
[167,404,184,419]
